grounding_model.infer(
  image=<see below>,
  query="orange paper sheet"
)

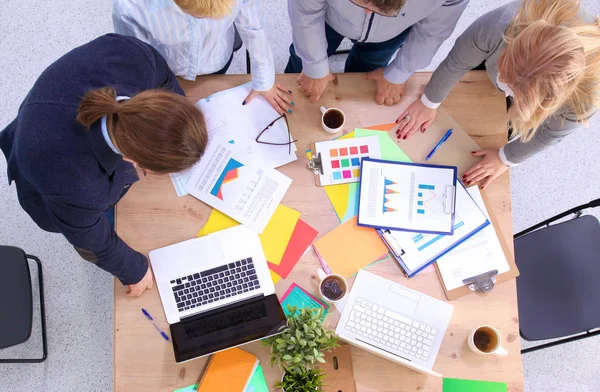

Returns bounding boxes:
[314,217,388,278]
[365,123,397,132]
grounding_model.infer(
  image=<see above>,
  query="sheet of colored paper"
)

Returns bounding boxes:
[280,283,329,317]
[174,386,196,392]
[364,122,397,132]
[270,270,281,285]
[267,219,318,279]
[245,365,269,392]
[259,205,301,265]
[314,216,388,278]
[354,129,412,162]
[198,205,300,266]
[443,378,507,392]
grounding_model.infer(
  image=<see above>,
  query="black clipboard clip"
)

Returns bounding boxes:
[463,269,498,293]
[308,152,324,175]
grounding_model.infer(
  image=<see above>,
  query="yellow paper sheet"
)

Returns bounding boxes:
[259,205,301,265]
[270,270,282,285]
[314,216,388,278]
[198,205,300,266]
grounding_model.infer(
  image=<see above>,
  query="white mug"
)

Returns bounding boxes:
[316,268,348,303]
[468,325,508,356]
[320,106,345,134]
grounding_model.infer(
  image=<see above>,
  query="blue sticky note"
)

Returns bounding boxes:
[281,283,329,319]
[351,157,360,166]
[332,171,342,180]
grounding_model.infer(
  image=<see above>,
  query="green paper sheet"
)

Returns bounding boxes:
[354,128,412,162]
[245,365,269,392]
[443,378,507,392]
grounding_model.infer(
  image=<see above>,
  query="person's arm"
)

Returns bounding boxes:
[421,3,506,106]
[384,0,469,86]
[287,0,329,79]
[500,111,593,165]
[235,0,275,91]
[43,195,148,285]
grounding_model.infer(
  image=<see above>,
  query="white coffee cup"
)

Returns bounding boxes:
[468,325,508,356]
[316,268,348,303]
[320,106,345,134]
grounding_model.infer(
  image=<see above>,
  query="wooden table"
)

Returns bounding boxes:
[115,72,523,392]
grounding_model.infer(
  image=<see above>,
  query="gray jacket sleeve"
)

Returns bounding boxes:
[501,110,595,165]
[288,0,330,79]
[384,0,470,84]
[422,5,507,103]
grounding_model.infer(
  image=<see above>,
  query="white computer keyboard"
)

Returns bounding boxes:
[345,297,438,362]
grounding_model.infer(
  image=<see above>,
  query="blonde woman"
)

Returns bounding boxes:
[395,0,600,188]
[113,0,294,115]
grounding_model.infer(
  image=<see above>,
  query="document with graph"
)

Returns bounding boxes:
[186,138,292,233]
[357,158,458,234]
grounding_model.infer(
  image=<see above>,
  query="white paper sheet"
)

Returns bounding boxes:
[436,187,510,290]
[185,139,292,234]
[171,82,297,196]
[385,182,489,272]
[358,160,456,233]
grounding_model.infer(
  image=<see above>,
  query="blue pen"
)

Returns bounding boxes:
[425,128,453,161]
[141,308,170,342]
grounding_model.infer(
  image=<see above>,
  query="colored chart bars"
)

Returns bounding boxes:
[416,184,435,215]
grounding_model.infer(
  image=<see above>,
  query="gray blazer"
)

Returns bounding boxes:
[423,1,597,165]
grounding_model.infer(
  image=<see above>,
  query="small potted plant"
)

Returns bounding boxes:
[262,306,339,373]
[275,367,324,392]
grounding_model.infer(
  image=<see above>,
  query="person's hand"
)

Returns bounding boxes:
[366,68,405,106]
[127,266,154,297]
[243,82,294,115]
[297,71,336,103]
[463,149,508,189]
[395,99,437,140]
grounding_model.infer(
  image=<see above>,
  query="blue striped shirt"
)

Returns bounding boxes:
[113,0,275,91]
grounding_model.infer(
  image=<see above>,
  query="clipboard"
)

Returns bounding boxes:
[307,136,381,187]
[387,107,481,177]
[434,190,520,300]
[317,345,356,392]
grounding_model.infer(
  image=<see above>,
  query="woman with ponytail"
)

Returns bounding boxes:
[395,0,600,188]
[0,34,208,297]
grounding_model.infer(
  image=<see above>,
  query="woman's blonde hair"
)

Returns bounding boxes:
[498,0,600,142]
[174,0,235,19]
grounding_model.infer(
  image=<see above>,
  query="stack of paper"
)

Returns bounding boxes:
[198,205,318,285]
[171,83,298,197]
[280,283,329,318]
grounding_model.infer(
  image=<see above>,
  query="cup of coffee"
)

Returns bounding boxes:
[316,268,348,303]
[468,325,508,356]
[320,106,345,134]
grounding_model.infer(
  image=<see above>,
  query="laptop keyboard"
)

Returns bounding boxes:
[170,258,261,312]
[184,301,267,340]
[345,297,438,362]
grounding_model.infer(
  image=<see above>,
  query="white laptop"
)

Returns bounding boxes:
[336,270,453,377]
[149,225,285,363]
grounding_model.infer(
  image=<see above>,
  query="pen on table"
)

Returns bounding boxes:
[425,128,453,161]
[313,245,332,275]
[141,308,170,342]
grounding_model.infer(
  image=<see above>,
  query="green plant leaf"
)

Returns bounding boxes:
[316,356,326,363]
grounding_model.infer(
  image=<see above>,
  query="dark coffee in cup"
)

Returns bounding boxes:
[323,109,345,129]
[474,326,499,353]
[320,275,347,301]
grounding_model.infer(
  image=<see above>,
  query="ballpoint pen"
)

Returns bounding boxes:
[313,245,332,275]
[425,128,453,161]
[141,308,170,341]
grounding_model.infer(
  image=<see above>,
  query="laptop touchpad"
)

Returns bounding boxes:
[189,237,224,264]
[389,284,419,316]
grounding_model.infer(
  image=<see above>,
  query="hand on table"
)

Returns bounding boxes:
[243,82,294,115]
[395,99,437,140]
[463,149,508,189]
[366,68,405,106]
[127,266,154,297]
[297,71,336,103]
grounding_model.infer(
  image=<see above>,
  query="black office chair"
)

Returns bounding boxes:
[0,246,47,363]
[514,198,600,354]
[233,24,251,74]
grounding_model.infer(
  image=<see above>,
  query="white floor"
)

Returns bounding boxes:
[1,0,599,391]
